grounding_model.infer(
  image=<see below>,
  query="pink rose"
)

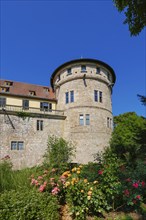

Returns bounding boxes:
[132,182,139,188]
[98,170,103,175]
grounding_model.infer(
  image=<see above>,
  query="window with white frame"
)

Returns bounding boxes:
[11,141,24,150]
[107,117,112,128]
[65,90,74,104]
[94,90,103,103]
[40,102,52,111]
[37,120,43,131]
[79,114,90,126]
[79,114,84,125]
[85,114,90,125]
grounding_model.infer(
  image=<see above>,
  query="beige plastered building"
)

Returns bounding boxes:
[0,58,116,169]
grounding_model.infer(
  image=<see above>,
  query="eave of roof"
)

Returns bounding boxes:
[50,58,116,88]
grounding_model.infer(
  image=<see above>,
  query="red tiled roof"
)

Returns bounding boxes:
[0,79,56,100]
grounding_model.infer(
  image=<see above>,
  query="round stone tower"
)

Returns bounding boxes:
[51,58,116,163]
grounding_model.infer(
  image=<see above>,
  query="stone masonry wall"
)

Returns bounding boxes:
[0,114,64,169]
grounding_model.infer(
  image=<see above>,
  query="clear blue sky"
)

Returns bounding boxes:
[1,0,146,117]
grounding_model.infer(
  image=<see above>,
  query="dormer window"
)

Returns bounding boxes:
[96,67,100,74]
[44,87,49,92]
[81,65,86,72]
[67,68,72,75]
[29,91,36,96]
[4,81,13,86]
[0,87,10,92]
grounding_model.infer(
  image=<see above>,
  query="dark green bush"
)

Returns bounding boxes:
[0,189,60,220]
[43,136,75,174]
[80,162,100,182]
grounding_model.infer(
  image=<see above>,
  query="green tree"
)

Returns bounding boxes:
[137,94,146,106]
[110,112,146,165]
[113,0,146,36]
[43,136,75,171]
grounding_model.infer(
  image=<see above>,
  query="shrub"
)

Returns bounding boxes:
[0,156,13,192]
[0,189,60,220]
[80,162,100,182]
[0,156,43,192]
[43,136,75,173]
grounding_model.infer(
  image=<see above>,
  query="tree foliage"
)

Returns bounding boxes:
[137,94,146,106]
[110,112,146,165]
[113,0,146,36]
[43,136,75,171]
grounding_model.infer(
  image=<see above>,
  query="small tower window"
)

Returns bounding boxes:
[99,91,102,103]
[96,67,100,74]
[67,68,72,75]
[81,65,86,72]
[70,90,74,103]
[94,90,98,102]
[85,114,90,125]
[65,92,69,104]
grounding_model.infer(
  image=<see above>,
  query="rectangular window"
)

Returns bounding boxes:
[107,117,110,128]
[22,100,29,110]
[79,114,84,125]
[94,90,98,102]
[70,90,74,103]
[99,91,102,102]
[11,141,24,150]
[96,67,100,74]
[85,114,90,125]
[67,68,72,75]
[0,97,6,107]
[49,103,52,111]
[40,102,49,111]
[65,92,69,104]
[37,120,43,131]
[81,65,86,72]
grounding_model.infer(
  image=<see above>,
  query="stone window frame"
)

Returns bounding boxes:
[81,65,87,73]
[11,141,24,150]
[107,117,112,129]
[94,90,98,102]
[94,90,103,103]
[96,67,100,74]
[79,114,90,126]
[70,90,74,103]
[67,68,72,76]
[65,92,69,104]
[79,114,84,126]
[37,120,43,131]
[99,91,103,103]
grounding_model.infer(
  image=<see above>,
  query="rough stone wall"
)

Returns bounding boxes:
[0,114,64,169]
